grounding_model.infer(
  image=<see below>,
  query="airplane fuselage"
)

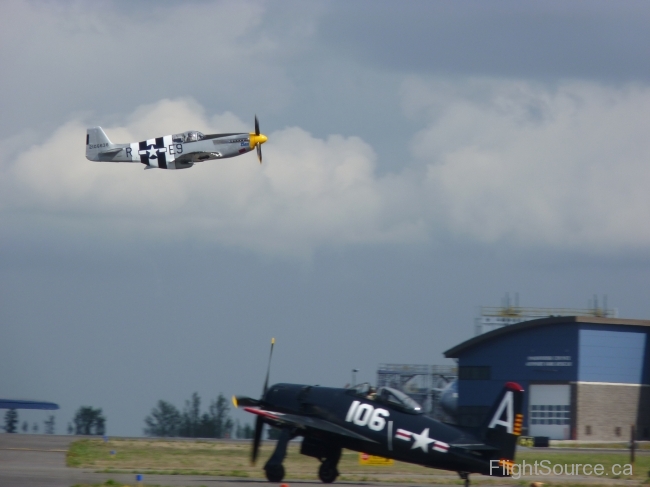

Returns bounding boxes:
[89,133,257,168]
[261,383,502,475]
[85,126,268,169]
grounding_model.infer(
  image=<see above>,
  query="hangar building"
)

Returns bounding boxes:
[444,316,650,441]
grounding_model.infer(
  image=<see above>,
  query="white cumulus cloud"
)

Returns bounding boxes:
[0,98,425,257]
[2,79,650,257]
[404,77,650,252]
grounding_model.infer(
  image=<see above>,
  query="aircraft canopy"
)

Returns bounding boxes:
[376,387,423,413]
[173,131,205,143]
[347,383,423,414]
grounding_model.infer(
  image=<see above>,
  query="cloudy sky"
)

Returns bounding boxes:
[2,0,650,436]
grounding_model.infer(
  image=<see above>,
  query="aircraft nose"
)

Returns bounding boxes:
[249,133,268,149]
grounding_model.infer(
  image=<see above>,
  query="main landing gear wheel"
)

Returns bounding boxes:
[265,464,285,483]
[318,460,339,484]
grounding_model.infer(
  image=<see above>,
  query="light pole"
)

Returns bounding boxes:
[352,369,359,387]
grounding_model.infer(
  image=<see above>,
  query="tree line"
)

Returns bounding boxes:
[3,393,253,439]
[144,392,254,439]
[3,406,105,435]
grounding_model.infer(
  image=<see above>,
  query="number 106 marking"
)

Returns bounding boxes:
[345,401,389,431]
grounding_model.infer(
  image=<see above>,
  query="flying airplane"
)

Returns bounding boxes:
[234,340,523,485]
[85,116,268,169]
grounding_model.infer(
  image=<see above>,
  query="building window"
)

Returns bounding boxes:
[615,427,621,437]
[530,404,570,425]
[459,366,491,380]
[585,425,592,435]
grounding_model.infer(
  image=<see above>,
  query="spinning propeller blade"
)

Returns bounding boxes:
[262,337,275,396]
[252,415,264,464]
[232,338,275,465]
[250,115,266,164]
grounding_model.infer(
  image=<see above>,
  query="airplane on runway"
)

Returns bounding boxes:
[233,340,524,485]
[86,116,268,169]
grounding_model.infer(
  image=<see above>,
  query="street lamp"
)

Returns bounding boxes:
[352,369,359,387]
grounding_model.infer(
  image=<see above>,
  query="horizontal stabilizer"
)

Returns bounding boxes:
[452,443,499,451]
[100,147,122,155]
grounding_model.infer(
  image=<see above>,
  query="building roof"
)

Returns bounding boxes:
[444,316,650,358]
[0,399,59,410]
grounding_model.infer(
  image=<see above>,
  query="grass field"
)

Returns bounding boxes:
[67,438,650,486]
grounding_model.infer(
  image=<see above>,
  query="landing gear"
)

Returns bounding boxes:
[265,464,285,482]
[318,459,339,484]
[264,428,292,483]
[300,436,342,484]
[458,471,470,487]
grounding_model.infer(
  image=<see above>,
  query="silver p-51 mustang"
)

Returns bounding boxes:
[86,116,268,170]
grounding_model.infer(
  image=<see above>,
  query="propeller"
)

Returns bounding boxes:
[232,338,275,465]
[249,115,268,164]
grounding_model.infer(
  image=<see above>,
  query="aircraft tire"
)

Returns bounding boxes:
[265,464,285,483]
[318,460,339,484]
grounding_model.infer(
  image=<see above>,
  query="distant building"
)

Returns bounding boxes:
[445,316,650,441]
[376,364,457,421]
[475,298,618,336]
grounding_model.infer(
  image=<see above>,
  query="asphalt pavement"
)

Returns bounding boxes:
[1,434,644,487]
[0,434,428,487]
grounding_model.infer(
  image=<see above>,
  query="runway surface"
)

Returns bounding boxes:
[0,434,455,487]
[2,434,643,487]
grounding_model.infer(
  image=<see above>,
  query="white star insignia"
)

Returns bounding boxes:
[147,147,158,159]
[410,428,435,452]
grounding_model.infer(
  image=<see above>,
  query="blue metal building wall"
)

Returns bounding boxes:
[578,326,648,384]
[454,320,650,431]
[457,323,579,415]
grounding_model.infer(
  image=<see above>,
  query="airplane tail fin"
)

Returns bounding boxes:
[480,382,524,462]
[86,127,114,160]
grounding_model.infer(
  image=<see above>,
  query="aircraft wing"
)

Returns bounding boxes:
[173,153,196,166]
[451,443,499,451]
[175,152,218,165]
[243,407,377,443]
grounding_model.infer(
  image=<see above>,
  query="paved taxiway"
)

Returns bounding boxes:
[2,434,644,487]
[0,434,461,487]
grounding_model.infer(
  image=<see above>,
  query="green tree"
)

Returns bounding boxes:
[210,393,233,438]
[180,392,201,437]
[145,392,235,439]
[144,400,181,437]
[73,406,106,435]
[44,415,56,435]
[195,393,233,438]
[267,426,281,440]
[236,421,254,439]
[3,409,18,433]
